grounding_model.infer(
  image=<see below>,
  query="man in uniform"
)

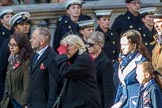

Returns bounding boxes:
[77,19,94,43]
[0,9,14,102]
[9,12,31,37]
[111,0,143,36]
[0,9,14,50]
[53,0,91,51]
[94,10,119,64]
[138,7,157,55]
[0,12,31,103]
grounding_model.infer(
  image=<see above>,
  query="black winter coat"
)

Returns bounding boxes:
[55,52,102,108]
[29,46,63,108]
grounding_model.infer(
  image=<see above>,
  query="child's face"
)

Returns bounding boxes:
[136,65,147,84]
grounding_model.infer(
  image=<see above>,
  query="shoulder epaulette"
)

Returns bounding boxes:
[58,15,67,22]
[115,13,125,20]
[57,15,68,25]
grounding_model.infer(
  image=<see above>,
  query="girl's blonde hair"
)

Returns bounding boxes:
[137,61,154,77]
[138,61,162,88]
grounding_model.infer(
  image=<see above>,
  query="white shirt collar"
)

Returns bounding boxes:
[36,45,49,60]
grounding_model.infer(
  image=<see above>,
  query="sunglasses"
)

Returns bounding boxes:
[85,42,97,48]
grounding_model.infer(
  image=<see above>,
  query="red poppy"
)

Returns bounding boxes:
[157,48,161,54]
[13,62,20,69]
[40,63,45,70]
[144,98,150,105]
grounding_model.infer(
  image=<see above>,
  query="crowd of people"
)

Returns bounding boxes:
[0,0,162,108]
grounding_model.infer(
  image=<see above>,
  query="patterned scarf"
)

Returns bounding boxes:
[8,54,20,65]
[157,35,162,45]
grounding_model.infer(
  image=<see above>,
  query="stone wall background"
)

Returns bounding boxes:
[0,0,161,46]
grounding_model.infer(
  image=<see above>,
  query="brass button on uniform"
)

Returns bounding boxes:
[111,33,113,36]
[129,25,133,29]
[138,28,142,30]
[68,26,71,29]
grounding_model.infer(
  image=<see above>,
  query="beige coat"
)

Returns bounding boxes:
[152,43,162,73]
[152,43,162,88]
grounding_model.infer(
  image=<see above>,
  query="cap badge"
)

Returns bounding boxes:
[22,14,26,20]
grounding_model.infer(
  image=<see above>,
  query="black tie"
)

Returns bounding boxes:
[33,53,39,65]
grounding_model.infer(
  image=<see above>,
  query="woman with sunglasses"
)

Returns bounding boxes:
[1,31,33,108]
[87,31,115,108]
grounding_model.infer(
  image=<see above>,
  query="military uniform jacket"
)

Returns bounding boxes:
[53,15,91,51]
[138,25,157,55]
[111,10,143,35]
[78,33,87,44]
[29,46,62,108]
[96,26,119,63]
[115,52,147,108]
[1,61,30,108]
[0,24,14,50]
[136,79,162,108]
[55,52,102,108]
[0,39,10,101]
[94,51,115,108]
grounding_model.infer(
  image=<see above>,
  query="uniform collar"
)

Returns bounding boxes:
[94,51,107,63]
[125,10,142,21]
[140,79,156,92]
[141,25,157,39]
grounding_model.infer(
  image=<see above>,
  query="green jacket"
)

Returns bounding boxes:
[1,61,29,108]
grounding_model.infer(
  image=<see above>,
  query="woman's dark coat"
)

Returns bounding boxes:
[55,52,102,108]
[94,51,115,108]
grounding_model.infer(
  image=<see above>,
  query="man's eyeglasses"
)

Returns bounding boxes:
[85,42,97,48]
[8,43,18,48]
[130,1,141,5]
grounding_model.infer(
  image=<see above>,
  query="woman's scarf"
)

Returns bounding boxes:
[8,54,20,66]
[157,35,162,45]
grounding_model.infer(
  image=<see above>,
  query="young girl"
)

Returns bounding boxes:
[136,61,162,108]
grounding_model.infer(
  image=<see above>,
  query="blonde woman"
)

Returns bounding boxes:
[55,35,102,108]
